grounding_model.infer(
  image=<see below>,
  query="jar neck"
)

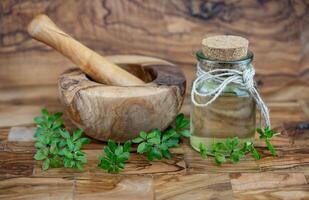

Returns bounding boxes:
[196,50,254,72]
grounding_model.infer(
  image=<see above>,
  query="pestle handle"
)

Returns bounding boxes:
[27,14,145,86]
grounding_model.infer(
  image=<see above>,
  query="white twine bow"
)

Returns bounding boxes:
[191,62,271,128]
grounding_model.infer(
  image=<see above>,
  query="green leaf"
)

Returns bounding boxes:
[264,128,274,138]
[34,128,43,138]
[53,112,63,119]
[132,136,143,143]
[165,138,179,148]
[103,146,114,158]
[41,108,49,116]
[139,131,147,139]
[52,119,64,130]
[50,157,62,168]
[107,140,117,152]
[76,162,84,171]
[179,130,191,137]
[73,129,83,141]
[162,149,171,159]
[98,157,111,170]
[64,158,74,168]
[117,152,130,162]
[113,166,120,174]
[42,158,50,171]
[34,117,44,124]
[123,141,131,152]
[49,141,58,154]
[148,135,161,145]
[256,128,264,135]
[80,138,90,145]
[178,119,190,129]
[212,142,226,152]
[59,140,66,148]
[137,142,149,154]
[118,162,125,169]
[63,149,73,159]
[40,135,51,145]
[175,113,184,128]
[34,150,47,160]
[115,146,123,156]
[198,143,207,159]
[66,138,74,151]
[225,138,233,150]
[232,137,239,146]
[230,151,241,163]
[241,141,252,152]
[160,143,168,151]
[162,129,177,141]
[175,113,190,129]
[214,153,226,165]
[147,147,162,161]
[250,146,261,160]
[60,130,70,139]
[75,150,85,157]
[266,139,277,156]
[34,141,45,149]
[147,130,159,139]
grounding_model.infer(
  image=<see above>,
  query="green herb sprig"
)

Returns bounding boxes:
[34,109,90,171]
[34,109,278,173]
[199,137,261,165]
[58,129,90,171]
[34,109,64,170]
[198,126,278,165]
[132,114,191,161]
[257,127,278,156]
[98,140,131,173]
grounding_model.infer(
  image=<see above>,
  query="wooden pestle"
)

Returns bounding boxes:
[27,14,145,86]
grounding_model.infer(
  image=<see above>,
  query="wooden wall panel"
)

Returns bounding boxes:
[1,0,309,102]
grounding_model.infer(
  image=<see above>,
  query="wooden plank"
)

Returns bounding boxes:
[0,151,34,178]
[154,173,233,200]
[8,126,35,142]
[267,102,309,128]
[0,105,42,127]
[0,104,71,128]
[0,85,59,105]
[233,185,309,200]
[279,121,309,147]
[0,177,74,200]
[257,147,309,173]
[230,172,308,190]
[0,126,36,152]
[230,172,309,200]
[75,175,154,200]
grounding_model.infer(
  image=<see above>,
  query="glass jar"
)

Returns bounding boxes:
[190,50,257,151]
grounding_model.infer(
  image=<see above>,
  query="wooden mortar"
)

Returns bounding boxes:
[28,15,186,142]
[58,55,186,141]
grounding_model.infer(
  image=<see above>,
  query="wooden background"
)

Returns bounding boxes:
[1,1,309,199]
[1,0,309,124]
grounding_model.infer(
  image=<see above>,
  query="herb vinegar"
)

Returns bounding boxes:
[190,35,258,151]
[190,93,256,151]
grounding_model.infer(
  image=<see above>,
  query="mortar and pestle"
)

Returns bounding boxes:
[28,15,186,142]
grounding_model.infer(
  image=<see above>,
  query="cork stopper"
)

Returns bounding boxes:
[202,35,249,61]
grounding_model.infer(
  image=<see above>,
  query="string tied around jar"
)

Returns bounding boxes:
[191,62,271,128]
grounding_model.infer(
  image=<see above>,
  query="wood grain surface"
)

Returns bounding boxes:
[1,1,309,199]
